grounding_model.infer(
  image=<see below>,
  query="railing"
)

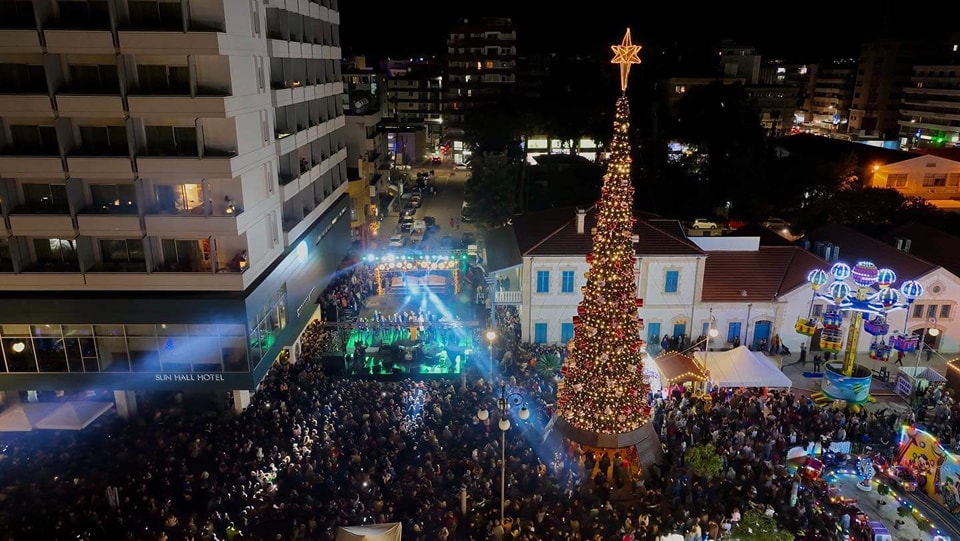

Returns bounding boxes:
[495,290,521,304]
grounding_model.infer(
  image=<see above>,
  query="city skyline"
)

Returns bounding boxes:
[342,0,953,61]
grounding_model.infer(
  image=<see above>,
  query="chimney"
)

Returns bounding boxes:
[575,207,586,234]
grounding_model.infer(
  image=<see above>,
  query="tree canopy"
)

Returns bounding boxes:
[464,153,519,227]
[732,510,794,541]
[684,443,723,480]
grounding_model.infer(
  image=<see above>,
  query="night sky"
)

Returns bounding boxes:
[341,0,952,62]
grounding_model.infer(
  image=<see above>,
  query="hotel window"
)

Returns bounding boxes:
[22,183,69,213]
[137,64,190,94]
[0,63,47,93]
[68,64,119,93]
[536,270,550,293]
[33,238,78,269]
[940,305,952,319]
[10,124,59,154]
[160,239,210,272]
[912,304,924,319]
[79,126,128,155]
[0,239,12,272]
[91,183,137,213]
[155,183,204,214]
[144,125,197,156]
[534,323,547,344]
[99,238,145,267]
[664,270,679,293]
[56,0,110,27]
[561,270,575,293]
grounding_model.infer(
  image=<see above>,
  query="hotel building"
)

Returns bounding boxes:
[0,0,349,413]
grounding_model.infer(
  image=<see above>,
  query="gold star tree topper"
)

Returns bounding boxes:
[611,28,642,91]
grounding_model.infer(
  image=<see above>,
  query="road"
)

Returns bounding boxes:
[380,165,480,252]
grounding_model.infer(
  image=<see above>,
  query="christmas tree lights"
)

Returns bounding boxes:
[556,30,651,435]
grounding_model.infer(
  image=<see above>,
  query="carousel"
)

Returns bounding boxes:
[795,262,924,406]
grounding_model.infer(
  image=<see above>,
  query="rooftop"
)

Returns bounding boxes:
[511,206,703,257]
[729,223,795,246]
[772,134,916,167]
[803,223,938,280]
[701,246,827,302]
[882,222,960,278]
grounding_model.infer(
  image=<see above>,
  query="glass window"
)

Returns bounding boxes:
[137,65,190,94]
[33,238,78,265]
[3,337,36,372]
[536,270,549,293]
[128,0,183,30]
[62,324,92,336]
[30,324,61,337]
[124,324,157,336]
[0,64,47,93]
[68,64,119,92]
[927,304,938,319]
[664,270,680,293]
[35,334,67,372]
[222,334,248,371]
[91,184,137,212]
[64,338,84,372]
[160,239,208,272]
[561,270,575,293]
[96,336,129,371]
[145,125,197,155]
[219,324,245,336]
[23,183,69,212]
[56,0,110,27]
[99,239,144,263]
[940,305,952,319]
[128,336,160,372]
[155,183,204,214]
[10,125,58,153]
[80,126,128,155]
[913,304,924,319]
[157,324,187,336]
[93,324,123,336]
[727,322,742,343]
[534,323,547,344]
[188,324,218,335]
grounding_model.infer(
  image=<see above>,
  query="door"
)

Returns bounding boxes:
[753,320,772,349]
[673,323,686,340]
[647,322,661,352]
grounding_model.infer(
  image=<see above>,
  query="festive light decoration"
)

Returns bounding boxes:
[610,28,641,92]
[556,36,651,436]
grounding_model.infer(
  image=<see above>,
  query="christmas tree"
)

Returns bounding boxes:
[556,29,651,436]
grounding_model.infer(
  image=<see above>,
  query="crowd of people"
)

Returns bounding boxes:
[0,262,935,541]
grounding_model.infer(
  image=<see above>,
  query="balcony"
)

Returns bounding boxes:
[8,213,75,237]
[0,29,43,53]
[66,155,134,179]
[76,212,142,237]
[44,30,115,54]
[0,153,65,179]
[56,94,125,118]
[495,290,522,305]
[118,30,266,56]
[0,94,55,118]
[0,272,86,289]
[127,91,269,119]
[144,213,244,237]
[136,151,245,180]
[83,270,246,291]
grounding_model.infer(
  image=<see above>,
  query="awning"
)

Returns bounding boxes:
[0,402,58,432]
[693,346,793,388]
[651,351,708,385]
[336,522,402,541]
[0,401,113,432]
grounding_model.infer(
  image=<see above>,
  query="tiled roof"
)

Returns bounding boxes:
[513,206,704,257]
[803,223,937,281]
[882,222,960,278]
[701,246,827,302]
[647,219,688,240]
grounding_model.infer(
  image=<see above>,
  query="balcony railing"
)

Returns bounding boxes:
[13,204,70,215]
[80,204,138,215]
[24,260,80,273]
[1,145,60,156]
[88,261,147,273]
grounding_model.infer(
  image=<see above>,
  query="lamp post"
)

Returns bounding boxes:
[705,309,719,390]
[914,319,940,391]
[477,381,529,524]
[486,329,497,374]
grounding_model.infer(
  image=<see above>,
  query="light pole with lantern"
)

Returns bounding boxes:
[477,381,529,524]
[486,329,497,374]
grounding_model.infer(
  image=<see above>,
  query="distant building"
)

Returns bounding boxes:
[747,85,801,136]
[444,17,518,164]
[849,39,944,140]
[869,153,960,210]
[804,60,857,134]
[899,65,960,149]
[384,59,443,150]
[718,41,761,84]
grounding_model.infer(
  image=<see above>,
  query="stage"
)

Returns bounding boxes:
[342,325,476,378]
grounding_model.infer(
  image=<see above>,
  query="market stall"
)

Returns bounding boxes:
[650,350,708,396]
[692,346,792,389]
[894,366,947,399]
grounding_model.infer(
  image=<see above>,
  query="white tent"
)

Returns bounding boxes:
[693,346,792,389]
[335,523,402,541]
[35,401,113,431]
[0,403,59,432]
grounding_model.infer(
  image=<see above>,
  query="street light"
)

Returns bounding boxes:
[477,381,529,523]
[704,308,719,378]
[486,330,497,373]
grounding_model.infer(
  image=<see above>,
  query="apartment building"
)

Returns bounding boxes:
[444,17,517,164]
[899,65,960,149]
[0,0,349,413]
[385,61,443,151]
[805,60,856,133]
[848,39,942,140]
[342,62,387,247]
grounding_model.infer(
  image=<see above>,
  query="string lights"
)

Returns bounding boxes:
[556,35,651,435]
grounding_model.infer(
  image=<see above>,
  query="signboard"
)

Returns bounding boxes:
[154,373,226,383]
[895,373,913,398]
[896,426,960,520]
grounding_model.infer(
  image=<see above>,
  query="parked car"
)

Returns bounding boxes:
[763,217,791,231]
[401,206,417,218]
[691,218,720,230]
[409,194,422,208]
[885,465,918,492]
[399,217,414,232]
[431,156,442,165]
[388,234,405,248]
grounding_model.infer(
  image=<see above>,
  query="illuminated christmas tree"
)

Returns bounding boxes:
[555,29,652,437]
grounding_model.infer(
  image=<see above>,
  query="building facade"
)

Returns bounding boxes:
[870,154,960,208]
[494,211,960,360]
[805,61,856,133]
[342,63,387,246]
[0,0,349,410]
[899,65,960,149]
[849,39,942,140]
[385,61,443,151]
[444,17,517,164]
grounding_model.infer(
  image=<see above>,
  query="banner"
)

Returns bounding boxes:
[896,426,960,519]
